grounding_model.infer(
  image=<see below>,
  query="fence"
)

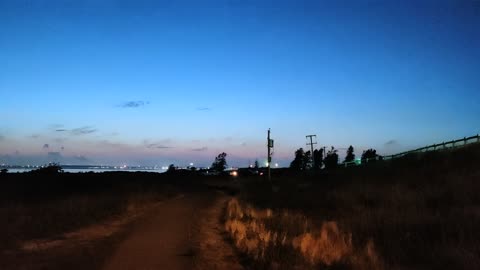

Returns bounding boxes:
[344,134,480,167]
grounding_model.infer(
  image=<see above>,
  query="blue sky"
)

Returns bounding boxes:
[1,0,479,167]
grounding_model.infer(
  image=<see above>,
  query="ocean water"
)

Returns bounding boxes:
[4,168,167,173]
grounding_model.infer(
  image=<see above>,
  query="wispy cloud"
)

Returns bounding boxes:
[145,143,173,149]
[71,126,97,135]
[385,139,398,146]
[43,143,49,149]
[192,147,208,152]
[196,107,211,111]
[29,134,40,139]
[56,129,67,132]
[240,142,247,147]
[143,139,173,149]
[120,101,150,108]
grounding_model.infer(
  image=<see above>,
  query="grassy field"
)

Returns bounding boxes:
[226,144,480,269]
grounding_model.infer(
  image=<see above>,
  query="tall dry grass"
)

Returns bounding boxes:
[225,198,383,269]
[231,144,480,269]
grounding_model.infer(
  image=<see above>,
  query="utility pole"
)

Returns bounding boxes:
[267,128,273,181]
[306,134,317,168]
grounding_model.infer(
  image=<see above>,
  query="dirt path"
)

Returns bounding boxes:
[102,191,242,270]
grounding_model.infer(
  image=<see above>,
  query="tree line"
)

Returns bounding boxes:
[289,146,381,171]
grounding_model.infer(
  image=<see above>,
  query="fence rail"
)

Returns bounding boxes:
[343,134,480,167]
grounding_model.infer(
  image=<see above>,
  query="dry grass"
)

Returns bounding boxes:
[231,144,480,269]
[225,198,383,269]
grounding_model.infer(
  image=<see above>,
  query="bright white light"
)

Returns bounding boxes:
[265,162,269,167]
[275,163,279,167]
[189,163,194,166]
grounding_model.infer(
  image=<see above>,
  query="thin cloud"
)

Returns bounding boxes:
[143,139,173,148]
[71,126,97,135]
[29,134,40,139]
[0,135,4,141]
[43,144,49,149]
[192,147,208,152]
[385,139,398,146]
[120,101,149,108]
[196,107,211,111]
[56,129,67,132]
[145,143,173,149]
[240,142,247,147]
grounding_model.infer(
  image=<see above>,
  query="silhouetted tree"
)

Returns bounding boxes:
[0,168,8,174]
[324,147,339,170]
[211,152,228,172]
[290,148,305,171]
[254,160,259,169]
[344,145,355,163]
[30,163,63,174]
[304,150,312,170]
[361,149,378,163]
[313,148,324,170]
[166,164,176,173]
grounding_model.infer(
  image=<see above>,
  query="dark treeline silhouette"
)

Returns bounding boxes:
[289,144,382,171]
[344,145,355,163]
[324,147,339,170]
[361,148,382,163]
[211,152,228,172]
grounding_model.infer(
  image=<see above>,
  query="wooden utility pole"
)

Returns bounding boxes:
[267,129,273,181]
[306,134,317,168]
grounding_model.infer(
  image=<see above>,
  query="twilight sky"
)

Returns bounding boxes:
[1,0,479,167]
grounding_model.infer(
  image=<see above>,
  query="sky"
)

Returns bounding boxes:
[1,0,479,167]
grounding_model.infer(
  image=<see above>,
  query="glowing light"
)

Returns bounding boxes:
[189,163,194,166]
[230,171,238,177]
[275,163,279,167]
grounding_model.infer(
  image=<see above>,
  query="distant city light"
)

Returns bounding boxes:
[189,163,194,166]
[275,163,279,167]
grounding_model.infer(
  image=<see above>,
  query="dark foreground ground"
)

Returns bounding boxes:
[1,143,479,269]
[0,170,242,270]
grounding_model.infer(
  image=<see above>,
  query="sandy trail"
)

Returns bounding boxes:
[102,191,242,270]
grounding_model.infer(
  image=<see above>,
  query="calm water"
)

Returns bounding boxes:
[4,168,167,173]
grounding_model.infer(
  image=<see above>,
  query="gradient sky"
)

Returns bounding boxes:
[1,0,479,167]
